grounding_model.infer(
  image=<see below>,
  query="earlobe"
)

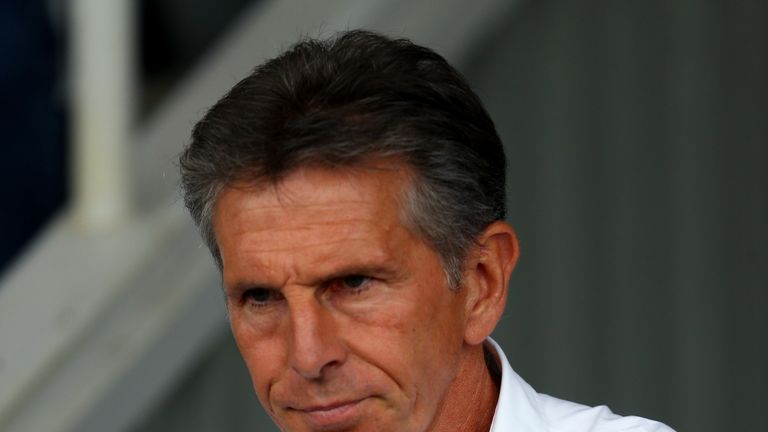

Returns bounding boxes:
[462,221,519,345]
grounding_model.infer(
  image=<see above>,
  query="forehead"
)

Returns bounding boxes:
[214,164,411,233]
[212,164,420,285]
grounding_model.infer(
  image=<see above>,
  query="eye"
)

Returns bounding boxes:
[340,275,371,291]
[243,288,281,307]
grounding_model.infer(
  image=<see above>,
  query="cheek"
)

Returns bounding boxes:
[402,283,467,387]
[342,281,465,398]
[345,324,462,431]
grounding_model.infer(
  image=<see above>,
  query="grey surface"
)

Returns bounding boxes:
[468,0,767,430]
[134,334,278,432]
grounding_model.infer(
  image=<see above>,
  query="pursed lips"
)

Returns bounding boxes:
[289,397,370,428]
[291,395,369,412]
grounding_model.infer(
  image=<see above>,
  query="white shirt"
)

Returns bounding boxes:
[487,339,676,432]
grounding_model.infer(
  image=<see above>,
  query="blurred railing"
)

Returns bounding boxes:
[71,0,135,230]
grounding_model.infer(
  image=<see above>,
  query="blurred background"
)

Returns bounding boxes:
[0,0,765,431]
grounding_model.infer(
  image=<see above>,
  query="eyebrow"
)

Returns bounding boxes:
[227,281,278,295]
[226,263,400,295]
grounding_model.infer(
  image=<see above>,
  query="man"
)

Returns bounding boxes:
[180,30,674,432]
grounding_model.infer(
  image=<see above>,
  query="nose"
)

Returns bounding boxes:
[287,296,346,380]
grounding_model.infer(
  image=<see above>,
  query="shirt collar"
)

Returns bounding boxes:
[487,338,549,432]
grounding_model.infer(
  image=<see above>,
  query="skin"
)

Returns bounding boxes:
[213,162,519,432]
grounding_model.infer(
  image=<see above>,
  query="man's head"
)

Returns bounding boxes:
[181,30,519,432]
[180,30,507,289]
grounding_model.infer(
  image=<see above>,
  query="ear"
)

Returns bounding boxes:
[462,221,519,346]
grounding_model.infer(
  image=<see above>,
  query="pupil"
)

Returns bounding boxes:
[248,289,271,302]
[344,275,366,288]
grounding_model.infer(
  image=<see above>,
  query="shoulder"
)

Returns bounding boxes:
[536,393,676,432]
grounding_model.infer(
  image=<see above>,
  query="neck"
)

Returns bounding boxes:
[429,343,500,432]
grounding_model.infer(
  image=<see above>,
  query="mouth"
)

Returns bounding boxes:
[292,397,368,430]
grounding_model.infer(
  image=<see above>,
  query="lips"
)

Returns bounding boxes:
[291,397,368,429]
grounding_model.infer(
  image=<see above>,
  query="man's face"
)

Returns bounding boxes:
[213,164,473,432]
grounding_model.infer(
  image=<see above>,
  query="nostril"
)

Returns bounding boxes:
[319,359,342,376]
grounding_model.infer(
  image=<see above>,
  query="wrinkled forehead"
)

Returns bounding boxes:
[212,161,420,236]
[211,163,429,285]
